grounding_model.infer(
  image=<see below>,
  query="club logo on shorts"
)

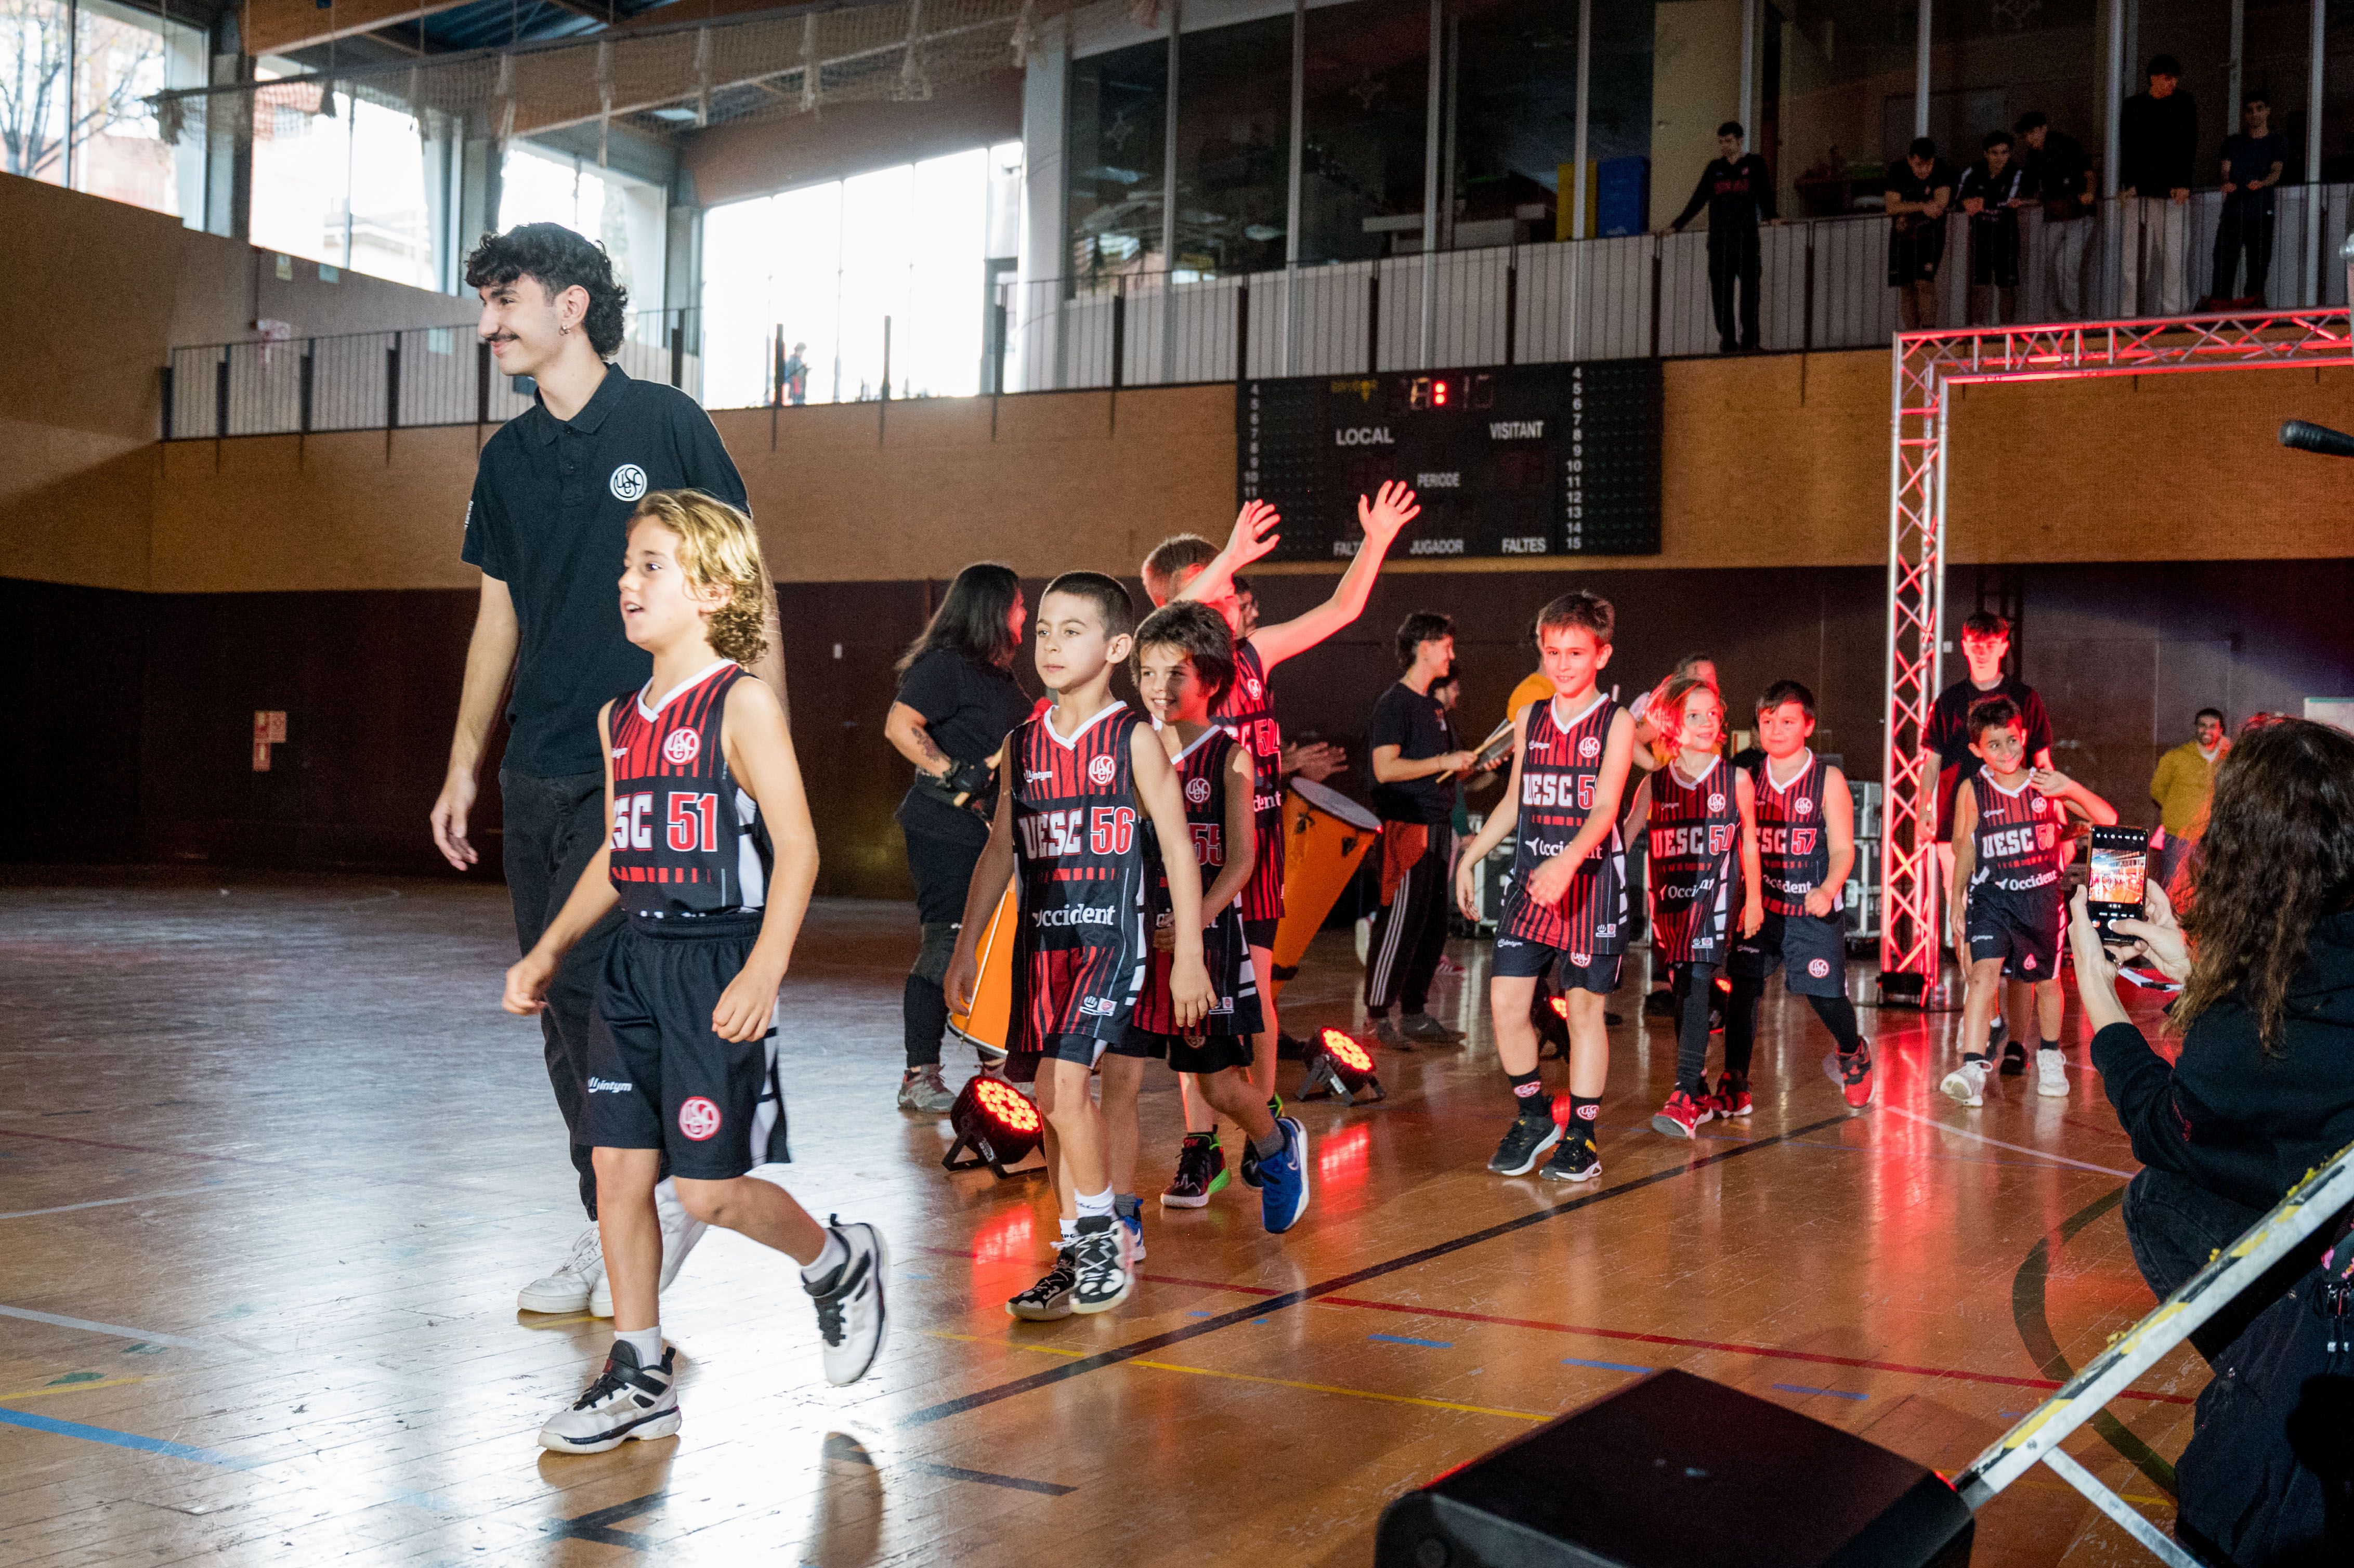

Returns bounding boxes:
[1088,755,1117,786]
[609,463,649,502]
[1795,798,1813,816]
[1571,951,1592,966]
[1708,793,1727,813]
[1579,736,1601,759]
[1185,776,1212,804]
[2022,954,2039,971]
[1808,958,1832,978]
[677,1097,722,1141]
[662,728,700,765]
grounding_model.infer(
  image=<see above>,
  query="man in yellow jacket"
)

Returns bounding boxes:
[2149,708,2228,890]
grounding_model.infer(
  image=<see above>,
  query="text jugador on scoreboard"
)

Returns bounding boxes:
[1237,361,1662,560]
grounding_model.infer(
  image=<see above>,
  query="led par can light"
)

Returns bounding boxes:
[942,1074,1045,1180]
[1298,1026,1385,1104]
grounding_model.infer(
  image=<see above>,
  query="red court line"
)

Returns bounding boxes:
[915,1243,2189,1403]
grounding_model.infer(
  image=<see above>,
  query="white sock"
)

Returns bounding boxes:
[800,1227,849,1285]
[1058,1218,1079,1246]
[615,1326,663,1366]
[1076,1187,1115,1220]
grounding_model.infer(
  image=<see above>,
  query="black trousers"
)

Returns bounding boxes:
[2212,196,2277,304]
[904,826,986,1069]
[1708,228,1762,351]
[502,767,627,1220]
[1364,825,1455,1017]
[2122,1167,2354,1564]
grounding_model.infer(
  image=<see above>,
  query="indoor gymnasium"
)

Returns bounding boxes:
[6,1,2354,1564]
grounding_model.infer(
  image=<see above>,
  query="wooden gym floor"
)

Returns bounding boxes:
[0,870,2200,1567]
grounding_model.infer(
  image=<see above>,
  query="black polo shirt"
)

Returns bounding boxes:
[461,363,749,778]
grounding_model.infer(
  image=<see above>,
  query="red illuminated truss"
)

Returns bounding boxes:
[1880,300,2354,984]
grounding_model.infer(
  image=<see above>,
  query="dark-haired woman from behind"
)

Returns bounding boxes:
[2070,716,2354,1565]
[883,564,1033,1112]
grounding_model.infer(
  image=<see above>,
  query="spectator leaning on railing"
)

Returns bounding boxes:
[2069,716,2354,1564]
[2016,111,2096,318]
[1887,137,1956,330]
[2212,95,2290,309]
[2119,54,2198,317]
[1958,129,2033,326]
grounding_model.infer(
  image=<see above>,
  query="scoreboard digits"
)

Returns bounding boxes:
[1236,361,1661,561]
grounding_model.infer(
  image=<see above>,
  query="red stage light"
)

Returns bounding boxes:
[1300,1027,1385,1103]
[1322,1027,1376,1075]
[1550,996,1570,1019]
[943,1074,1045,1178]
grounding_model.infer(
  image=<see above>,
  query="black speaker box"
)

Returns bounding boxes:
[1374,1369,1974,1568]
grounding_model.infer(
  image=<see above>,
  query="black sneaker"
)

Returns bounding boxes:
[1069,1216,1132,1314]
[1540,1138,1603,1184]
[1999,1039,2028,1077]
[1239,1136,1265,1190]
[1006,1247,1077,1320]
[1488,1113,1562,1175]
[1160,1133,1224,1209]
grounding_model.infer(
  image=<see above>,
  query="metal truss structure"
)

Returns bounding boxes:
[1882,296,2354,985]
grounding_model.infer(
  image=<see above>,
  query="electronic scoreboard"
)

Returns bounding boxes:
[1236,360,1661,561]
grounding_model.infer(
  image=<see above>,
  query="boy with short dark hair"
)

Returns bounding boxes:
[1104,602,1309,1250]
[1453,591,1634,1183]
[1959,129,2032,324]
[1942,696,2117,1106]
[947,572,1213,1317]
[1725,680,1875,1110]
[503,490,884,1453]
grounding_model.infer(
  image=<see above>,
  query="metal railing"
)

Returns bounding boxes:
[163,185,2354,438]
[162,308,703,441]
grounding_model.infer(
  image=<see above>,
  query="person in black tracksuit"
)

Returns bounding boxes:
[1958,129,2033,325]
[1665,121,1778,354]
[2072,718,2354,1564]
[1365,613,1493,1046]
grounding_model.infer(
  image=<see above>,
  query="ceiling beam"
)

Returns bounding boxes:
[242,0,475,57]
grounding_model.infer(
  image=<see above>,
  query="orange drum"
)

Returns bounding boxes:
[947,881,1018,1057]
[1272,779,1383,973]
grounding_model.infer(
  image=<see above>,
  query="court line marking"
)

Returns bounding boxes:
[923,1329,1548,1422]
[1877,1103,2139,1180]
[902,1110,1855,1427]
[1774,1382,1868,1401]
[0,1184,226,1221]
[0,1407,263,1470]
[0,1375,161,1402]
[0,1305,210,1349]
[0,1128,282,1170]
[1562,1357,1654,1374]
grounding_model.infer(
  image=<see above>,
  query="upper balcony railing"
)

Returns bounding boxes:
[163,187,2354,440]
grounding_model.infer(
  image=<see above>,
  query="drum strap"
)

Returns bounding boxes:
[912,920,960,983]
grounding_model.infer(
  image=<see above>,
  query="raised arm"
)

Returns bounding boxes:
[433,571,520,870]
[1248,481,1422,671]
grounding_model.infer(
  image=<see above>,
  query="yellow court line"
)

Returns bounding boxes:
[922,1329,1548,1422]
[0,1375,161,1402]
[517,1313,599,1329]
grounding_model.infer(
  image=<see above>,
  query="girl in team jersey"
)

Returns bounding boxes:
[1623,677,1763,1137]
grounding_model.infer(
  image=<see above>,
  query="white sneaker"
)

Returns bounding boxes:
[588,1179,709,1318]
[806,1218,890,1387]
[519,1224,604,1314]
[1069,1216,1132,1314]
[537,1339,679,1453]
[2035,1047,2070,1098]
[1940,1058,1990,1108]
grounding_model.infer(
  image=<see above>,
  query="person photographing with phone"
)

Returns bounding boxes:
[2069,716,2354,1563]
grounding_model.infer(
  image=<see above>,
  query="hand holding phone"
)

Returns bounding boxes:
[2085,825,2150,942]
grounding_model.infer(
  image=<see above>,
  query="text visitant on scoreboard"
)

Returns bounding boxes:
[1236,361,1663,561]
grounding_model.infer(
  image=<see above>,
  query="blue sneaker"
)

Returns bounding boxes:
[1113,1197,1147,1262]
[1258,1117,1311,1234]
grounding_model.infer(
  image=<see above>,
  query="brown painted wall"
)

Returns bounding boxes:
[0,171,475,593]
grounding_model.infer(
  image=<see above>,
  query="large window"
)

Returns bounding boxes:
[1299,0,1431,264]
[500,142,666,308]
[699,143,1008,409]
[1447,0,1583,244]
[1,0,205,223]
[249,66,436,287]
[1066,38,1168,289]
[1171,14,1292,277]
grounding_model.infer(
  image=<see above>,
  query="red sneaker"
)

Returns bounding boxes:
[1839,1049,1874,1109]
[1713,1073,1754,1119]
[1650,1089,1714,1140]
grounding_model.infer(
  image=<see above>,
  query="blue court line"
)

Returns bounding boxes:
[1366,1333,1453,1349]
[1184,1311,1213,1318]
[0,1406,262,1469]
[1773,1382,1868,1402]
[1562,1356,1654,1375]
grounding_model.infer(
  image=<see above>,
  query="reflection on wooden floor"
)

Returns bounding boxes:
[0,872,2197,1566]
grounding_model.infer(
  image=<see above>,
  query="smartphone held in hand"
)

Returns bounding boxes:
[2086,825,2151,938]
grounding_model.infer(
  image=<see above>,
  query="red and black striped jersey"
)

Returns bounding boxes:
[1965,772,2064,892]
[1212,638,1286,923]
[1500,691,1627,955]
[606,661,773,919]
[1646,756,1741,964]
[1010,700,1154,953]
[1132,726,1261,1037]
[1752,751,1831,917]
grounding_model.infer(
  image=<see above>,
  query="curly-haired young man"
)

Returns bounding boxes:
[429,222,782,1320]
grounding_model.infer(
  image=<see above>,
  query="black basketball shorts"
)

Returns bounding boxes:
[1729,909,1849,999]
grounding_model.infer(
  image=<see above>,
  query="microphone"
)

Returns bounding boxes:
[2280,419,2354,458]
